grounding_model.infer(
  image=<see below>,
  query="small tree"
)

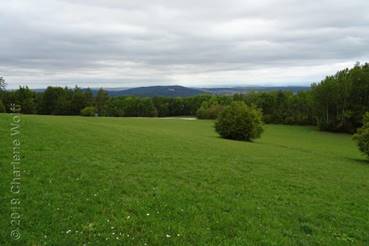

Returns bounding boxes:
[95,88,109,116]
[0,100,5,113]
[196,101,224,119]
[81,106,96,116]
[353,112,369,159]
[215,101,263,141]
[0,77,6,91]
[0,77,6,103]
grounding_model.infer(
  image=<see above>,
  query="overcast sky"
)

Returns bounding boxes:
[1,0,369,88]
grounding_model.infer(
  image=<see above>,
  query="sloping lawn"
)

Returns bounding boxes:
[0,114,368,245]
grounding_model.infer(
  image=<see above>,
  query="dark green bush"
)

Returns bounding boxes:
[80,106,96,116]
[215,101,263,141]
[353,112,369,159]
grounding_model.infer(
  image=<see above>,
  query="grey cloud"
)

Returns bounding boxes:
[0,0,369,88]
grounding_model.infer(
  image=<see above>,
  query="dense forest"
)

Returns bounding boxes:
[0,63,368,133]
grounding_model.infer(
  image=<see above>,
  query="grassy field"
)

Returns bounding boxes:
[0,114,368,245]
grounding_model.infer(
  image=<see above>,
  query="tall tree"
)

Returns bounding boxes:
[0,77,6,91]
[15,86,37,114]
[312,63,369,132]
[95,88,109,116]
[0,77,6,112]
[70,87,92,115]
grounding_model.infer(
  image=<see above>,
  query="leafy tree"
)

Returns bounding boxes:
[152,97,170,116]
[168,98,185,116]
[284,91,313,125]
[196,101,224,119]
[81,106,96,116]
[215,101,263,141]
[180,95,206,115]
[233,91,313,125]
[39,87,64,114]
[84,88,94,107]
[14,86,37,114]
[0,77,6,91]
[152,95,210,117]
[95,88,109,116]
[0,99,5,113]
[54,89,72,115]
[71,87,88,115]
[196,96,232,119]
[353,112,369,159]
[0,77,6,104]
[312,63,369,132]
[122,97,157,117]
[38,87,74,115]
[138,98,157,117]
[106,97,125,117]
[71,87,93,115]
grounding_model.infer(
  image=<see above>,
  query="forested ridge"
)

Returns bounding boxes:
[1,63,368,133]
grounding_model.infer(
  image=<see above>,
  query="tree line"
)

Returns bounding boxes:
[197,63,369,133]
[0,85,212,117]
[311,63,369,132]
[0,63,368,133]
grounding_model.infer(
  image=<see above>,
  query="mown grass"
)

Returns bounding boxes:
[0,114,368,245]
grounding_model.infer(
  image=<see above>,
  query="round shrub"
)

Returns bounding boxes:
[353,112,369,159]
[80,106,96,116]
[215,101,263,141]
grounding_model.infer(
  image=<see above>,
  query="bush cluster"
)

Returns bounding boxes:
[353,112,369,159]
[215,101,263,141]
[81,106,96,116]
[196,102,224,119]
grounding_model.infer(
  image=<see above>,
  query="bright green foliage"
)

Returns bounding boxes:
[36,87,94,115]
[353,112,369,158]
[233,91,314,125]
[95,88,109,116]
[312,63,369,133]
[215,101,263,141]
[39,87,72,115]
[0,86,37,114]
[14,86,37,114]
[71,88,93,115]
[196,96,232,119]
[196,101,224,119]
[80,106,96,116]
[107,96,158,117]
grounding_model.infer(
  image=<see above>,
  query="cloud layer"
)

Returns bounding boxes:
[1,0,369,88]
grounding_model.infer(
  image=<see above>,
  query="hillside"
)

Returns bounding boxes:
[108,85,205,97]
[32,85,311,97]
[0,115,368,245]
[202,86,310,94]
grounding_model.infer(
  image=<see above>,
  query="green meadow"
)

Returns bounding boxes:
[0,114,368,245]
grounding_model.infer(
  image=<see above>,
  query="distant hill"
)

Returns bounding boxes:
[31,85,310,97]
[201,86,310,94]
[105,85,310,96]
[108,85,206,97]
